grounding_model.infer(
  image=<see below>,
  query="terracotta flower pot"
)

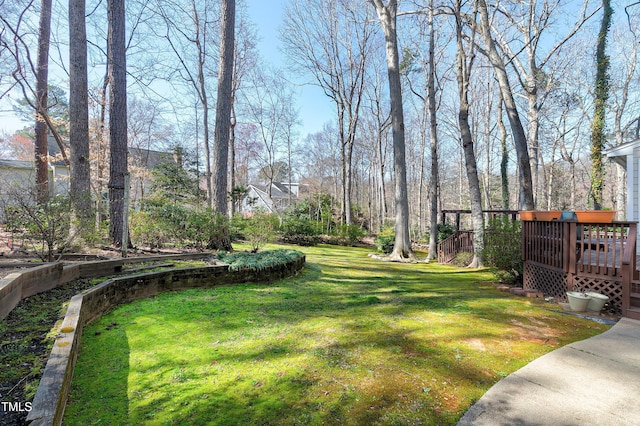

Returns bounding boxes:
[574,210,616,223]
[519,211,561,221]
[519,211,535,220]
[534,211,562,221]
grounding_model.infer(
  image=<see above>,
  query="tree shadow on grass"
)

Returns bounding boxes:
[63,319,130,425]
[63,249,606,425]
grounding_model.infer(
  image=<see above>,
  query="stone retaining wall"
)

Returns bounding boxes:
[25,254,305,426]
[0,253,212,320]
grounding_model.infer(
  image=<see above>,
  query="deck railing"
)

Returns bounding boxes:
[522,220,638,318]
[437,230,474,264]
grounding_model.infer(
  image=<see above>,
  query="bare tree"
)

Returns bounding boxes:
[282,0,375,225]
[490,0,599,201]
[212,0,235,217]
[153,0,216,205]
[369,0,414,260]
[241,65,298,201]
[0,0,70,169]
[34,0,51,202]
[108,0,128,247]
[69,0,92,234]
[609,13,639,216]
[476,0,534,209]
[454,0,484,267]
[361,69,390,234]
[229,10,258,215]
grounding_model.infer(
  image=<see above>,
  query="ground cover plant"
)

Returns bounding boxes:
[217,249,303,271]
[0,277,99,426]
[64,244,609,425]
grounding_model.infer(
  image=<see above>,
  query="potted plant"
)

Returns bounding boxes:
[566,291,591,311]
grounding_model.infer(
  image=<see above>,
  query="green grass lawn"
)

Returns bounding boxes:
[64,244,609,425]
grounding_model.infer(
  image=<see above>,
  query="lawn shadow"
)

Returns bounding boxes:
[63,245,608,425]
[64,319,130,425]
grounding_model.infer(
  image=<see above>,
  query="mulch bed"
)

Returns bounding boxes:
[0,277,99,425]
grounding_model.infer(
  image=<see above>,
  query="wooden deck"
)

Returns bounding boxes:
[437,219,640,319]
[522,220,640,320]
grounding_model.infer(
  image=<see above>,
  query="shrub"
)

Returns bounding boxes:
[217,249,304,272]
[328,224,366,246]
[483,217,523,284]
[5,194,71,261]
[452,251,474,267]
[280,216,321,246]
[185,209,220,249]
[374,235,395,254]
[437,223,456,243]
[374,225,396,254]
[243,211,277,252]
[130,210,166,249]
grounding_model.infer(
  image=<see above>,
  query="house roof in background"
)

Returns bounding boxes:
[0,159,33,169]
[0,158,67,170]
[247,184,275,213]
[129,147,174,169]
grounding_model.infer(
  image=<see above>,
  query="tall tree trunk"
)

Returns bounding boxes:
[370,0,414,260]
[229,104,236,215]
[69,0,92,237]
[476,0,534,210]
[455,0,484,267]
[497,99,510,209]
[427,0,439,261]
[192,6,212,207]
[108,0,128,247]
[212,0,235,216]
[34,0,52,203]
[96,73,109,229]
[590,0,612,210]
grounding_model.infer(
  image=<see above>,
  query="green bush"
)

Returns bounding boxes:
[483,217,523,284]
[130,210,167,249]
[374,235,395,254]
[328,224,366,246]
[217,249,304,272]
[374,225,395,254]
[185,209,221,249]
[452,251,474,267]
[437,223,456,243]
[280,216,321,246]
[243,211,278,252]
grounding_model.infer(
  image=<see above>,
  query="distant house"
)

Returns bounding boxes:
[0,142,178,215]
[128,147,177,206]
[0,159,69,198]
[605,138,640,222]
[241,182,301,214]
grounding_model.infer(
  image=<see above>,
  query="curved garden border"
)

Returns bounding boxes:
[0,253,215,320]
[24,253,305,426]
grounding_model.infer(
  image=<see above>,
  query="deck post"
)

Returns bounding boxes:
[567,222,577,290]
[621,223,637,317]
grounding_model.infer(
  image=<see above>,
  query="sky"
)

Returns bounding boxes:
[245,0,334,139]
[0,0,335,141]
